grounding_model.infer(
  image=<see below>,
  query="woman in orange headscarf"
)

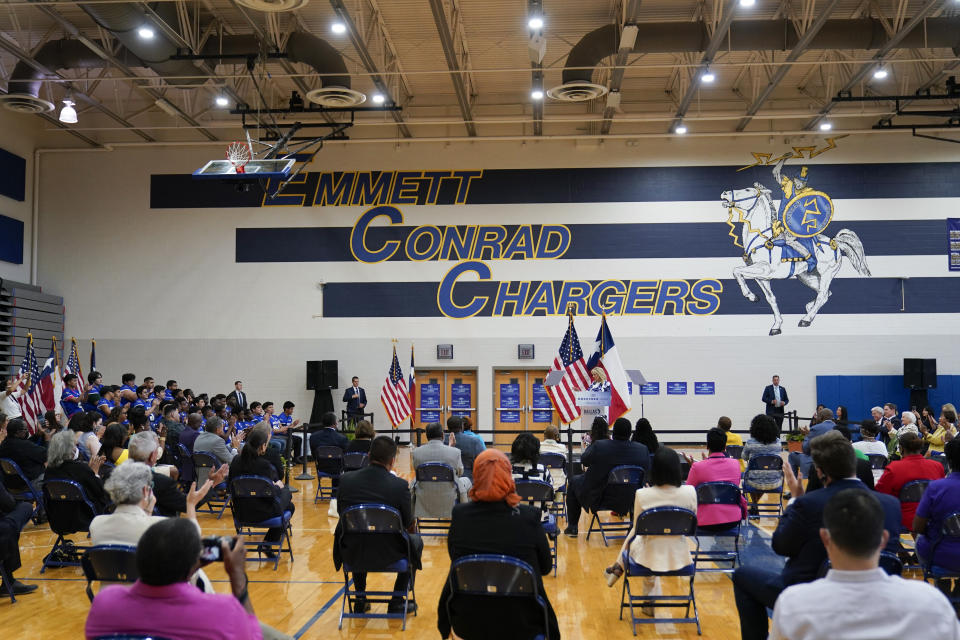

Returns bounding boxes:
[437,448,560,640]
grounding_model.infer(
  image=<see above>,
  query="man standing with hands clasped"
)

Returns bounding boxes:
[342,376,367,428]
[762,374,789,432]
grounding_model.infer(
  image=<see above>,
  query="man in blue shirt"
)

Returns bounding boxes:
[97,387,116,420]
[278,401,305,462]
[447,416,484,480]
[164,380,178,401]
[60,374,83,418]
[118,373,137,407]
[788,407,837,477]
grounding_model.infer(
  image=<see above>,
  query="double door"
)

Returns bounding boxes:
[492,369,557,446]
[412,369,478,431]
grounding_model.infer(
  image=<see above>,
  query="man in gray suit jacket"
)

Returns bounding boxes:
[411,423,472,518]
[193,417,240,467]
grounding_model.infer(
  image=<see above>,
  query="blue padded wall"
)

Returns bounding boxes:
[816,375,960,422]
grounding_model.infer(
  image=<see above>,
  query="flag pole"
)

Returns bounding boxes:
[51,335,60,368]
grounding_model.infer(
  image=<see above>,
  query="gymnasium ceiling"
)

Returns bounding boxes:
[1,0,959,147]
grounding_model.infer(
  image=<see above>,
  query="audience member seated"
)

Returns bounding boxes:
[160,404,184,448]
[717,415,744,471]
[581,416,609,450]
[0,417,48,486]
[804,424,875,490]
[853,420,887,458]
[875,432,944,530]
[770,488,959,640]
[741,415,783,513]
[334,436,423,615]
[564,418,651,537]
[448,416,483,480]
[603,447,698,617]
[412,422,471,517]
[511,432,550,483]
[684,428,747,530]
[540,425,567,490]
[84,519,264,640]
[914,439,960,580]
[631,417,660,454]
[345,420,375,453]
[0,456,37,595]
[43,431,110,524]
[888,412,919,459]
[438,448,559,639]
[787,407,836,476]
[178,413,204,453]
[228,424,294,557]
[129,431,226,517]
[309,411,348,453]
[98,423,128,466]
[920,404,958,456]
[194,417,239,465]
[732,431,902,640]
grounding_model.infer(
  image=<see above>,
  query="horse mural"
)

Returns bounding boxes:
[720,184,871,336]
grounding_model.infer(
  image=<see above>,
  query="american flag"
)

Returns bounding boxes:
[65,338,84,387]
[409,345,416,423]
[546,313,591,423]
[14,337,42,433]
[380,346,411,427]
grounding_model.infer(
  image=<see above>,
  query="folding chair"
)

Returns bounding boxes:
[724,445,743,460]
[230,475,294,570]
[445,554,552,640]
[538,452,567,520]
[176,443,194,487]
[692,482,743,573]
[0,458,42,521]
[743,454,784,520]
[930,452,950,476]
[191,451,229,518]
[921,511,960,609]
[0,563,16,603]
[98,461,115,482]
[587,465,645,546]
[867,454,889,470]
[619,507,701,636]
[515,479,559,576]
[313,446,344,503]
[81,544,138,602]
[41,479,102,573]
[343,452,370,472]
[817,550,903,578]
[414,462,458,537]
[338,504,417,630]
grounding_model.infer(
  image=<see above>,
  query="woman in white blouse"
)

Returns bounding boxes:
[603,447,697,614]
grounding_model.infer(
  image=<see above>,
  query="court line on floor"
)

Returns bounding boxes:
[293,585,346,639]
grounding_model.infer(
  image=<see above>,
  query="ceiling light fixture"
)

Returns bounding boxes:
[371,93,385,104]
[215,96,229,107]
[331,22,346,34]
[675,124,688,135]
[528,16,544,30]
[701,69,716,83]
[819,121,833,131]
[873,67,889,80]
[137,26,155,39]
[58,96,77,123]
[739,0,756,6]
[531,89,544,100]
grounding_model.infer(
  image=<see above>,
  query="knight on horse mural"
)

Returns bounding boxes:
[770,157,834,272]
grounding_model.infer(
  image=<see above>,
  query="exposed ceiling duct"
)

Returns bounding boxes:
[551,17,960,102]
[1,2,360,114]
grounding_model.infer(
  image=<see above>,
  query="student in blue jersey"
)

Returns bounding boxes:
[143,377,156,398]
[85,371,104,401]
[132,385,159,424]
[61,374,84,418]
[152,385,167,404]
[118,373,138,407]
[97,386,117,420]
[249,401,265,425]
[164,380,178,402]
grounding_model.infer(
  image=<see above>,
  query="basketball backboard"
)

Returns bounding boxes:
[192,158,295,180]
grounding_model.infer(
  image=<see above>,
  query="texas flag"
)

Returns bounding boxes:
[586,315,632,422]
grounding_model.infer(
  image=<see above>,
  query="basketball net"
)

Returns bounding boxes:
[226,141,251,174]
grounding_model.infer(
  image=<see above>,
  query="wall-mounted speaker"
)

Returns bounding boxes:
[904,358,937,389]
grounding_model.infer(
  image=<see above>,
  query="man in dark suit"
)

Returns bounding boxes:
[226,380,247,411]
[0,418,48,484]
[342,377,367,426]
[334,436,422,615]
[732,430,901,640]
[761,374,789,431]
[563,417,651,537]
[309,411,349,453]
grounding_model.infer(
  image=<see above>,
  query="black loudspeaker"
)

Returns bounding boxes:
[306,361,322,391]
[320,360,339,389]
[904,358,937,389]
[923,359,938,389]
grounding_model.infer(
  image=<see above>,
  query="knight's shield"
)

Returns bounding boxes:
[782,190,833,238]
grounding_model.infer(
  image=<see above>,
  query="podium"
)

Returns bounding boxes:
[575,390,611,443]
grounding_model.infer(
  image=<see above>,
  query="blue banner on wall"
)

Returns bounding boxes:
[0,214,23,265]
[667,382,688,395]
[694,382,716,395]
[639,382,660,395]
[950,218,960,271]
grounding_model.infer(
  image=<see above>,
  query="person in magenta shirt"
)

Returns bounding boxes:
[684,428,747,528]
[85,518,263,640]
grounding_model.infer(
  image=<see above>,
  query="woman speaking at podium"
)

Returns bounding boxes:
[589,368,611,392]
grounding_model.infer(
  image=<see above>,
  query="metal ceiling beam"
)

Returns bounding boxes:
[29,2,219,141]
[600,0,642,135]
[668,0,740,132]
[225,0,311,97]
[330,0,412,138]
[427,0,476,136]
[736,0,843,131]
[802,0,943,131]
[0,31,154,142]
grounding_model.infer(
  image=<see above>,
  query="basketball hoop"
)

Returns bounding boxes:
[226,141,251,174]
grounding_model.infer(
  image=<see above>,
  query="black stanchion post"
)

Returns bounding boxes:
[284,429,299,493]
[295,424,314,481]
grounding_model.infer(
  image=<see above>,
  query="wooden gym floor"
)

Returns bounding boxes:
[3,446,778,639]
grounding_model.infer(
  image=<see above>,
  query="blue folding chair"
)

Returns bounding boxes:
[338,504,417,630]
[817,550,903,578]
[191,451,229,518]
[692,482,743,573]
[921,511,960,608]
[313,446,344,503]
[515,479,559,576]
[176,443,194,487]
[41,479,102,573]
[414,462,459,536]
[743,454,784,520]
[343,452,369,472]
[619,507,701,636]
[587,465,645,546]
[81,544,139,602]
[0,457,43,521]
[867,454,889,470]
[724,445,743,460]
[445,554,552,640]
[538,452,568,519]
[230,475,294,570]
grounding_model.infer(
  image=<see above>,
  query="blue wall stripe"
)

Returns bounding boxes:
[321,276,960,317]
[236,219,946,263]
[153,161,960,209]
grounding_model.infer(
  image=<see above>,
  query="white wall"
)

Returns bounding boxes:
[34,133,960,441]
